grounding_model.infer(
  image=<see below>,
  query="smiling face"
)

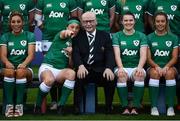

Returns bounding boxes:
[154,14,168,34]
[10,15,23,35]
[122,14,135,32]
[81,12,97,33]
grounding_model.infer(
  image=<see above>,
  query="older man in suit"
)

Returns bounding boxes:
[72,11,116,114]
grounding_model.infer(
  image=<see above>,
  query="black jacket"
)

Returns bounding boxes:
[72,29,115,73]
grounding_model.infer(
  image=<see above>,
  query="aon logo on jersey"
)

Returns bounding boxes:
[122,49,138,56]
[154,49,170,56]
[10,49,26,55]
[90,8,104,15]
[49,11,64,18]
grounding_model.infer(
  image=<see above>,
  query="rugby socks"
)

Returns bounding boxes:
[166,79,176,107]
[133,81,144,108]
[149,78,159,107]
[117,82,128,108]
[36,82,51,107]
[4,77,15,104]
[58,80,75,106]
[16,78,27,104]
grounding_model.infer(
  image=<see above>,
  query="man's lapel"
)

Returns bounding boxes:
[83,31,89,50]
[93,30,100,55]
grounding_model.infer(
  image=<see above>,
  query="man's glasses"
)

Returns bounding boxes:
[82,20,95,24]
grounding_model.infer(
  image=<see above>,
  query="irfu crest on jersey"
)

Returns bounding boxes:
[101,0,107,6]
[136,5,142,11]
[20,40,27,46]
[166,41,172,47]
[60,2,66,8]
[19,4,26,11]
[171,5,177,11]
[133,40,140,46]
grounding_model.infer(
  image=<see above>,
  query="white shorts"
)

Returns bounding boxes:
[114,67,146,81]
[38,63,62,82]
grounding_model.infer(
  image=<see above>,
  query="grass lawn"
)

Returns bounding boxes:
[0,87,180,120]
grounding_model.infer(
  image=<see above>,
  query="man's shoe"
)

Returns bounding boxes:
[57,106,65,115]
[105,106,113,114]
[34,104,42,115]
[74,106,80,115]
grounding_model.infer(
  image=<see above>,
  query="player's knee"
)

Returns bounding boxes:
[133,73,146,81]
[149,68,160,79]
[40,70,55,86]
[43,76,55,86]
[117,75,128,83]
[165,69,176,79]
[16,68,27,79]
[64,69,76,80]
[3,68,15,77]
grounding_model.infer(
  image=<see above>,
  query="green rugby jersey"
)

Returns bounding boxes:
[147,32,178,68]
[43,32,71,69]
[115,0,148,33]
[147,0,180,37]
[0,31,35,67]
[36,0,77,41]
[0,0,35,33]
[112,30,147,68]
[78,0,115,32]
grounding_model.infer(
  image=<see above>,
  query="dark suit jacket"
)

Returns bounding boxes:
[72,29,115,73]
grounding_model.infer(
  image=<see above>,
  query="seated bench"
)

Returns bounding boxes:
[79,76,179,114]
[79,83,96,114]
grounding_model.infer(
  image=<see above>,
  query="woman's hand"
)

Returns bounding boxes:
[60,30,75,39]
[5,62,15,69]
[135,67,144,77]
[155,66,163,77]
[162,66,169,76]
[118,67,127,78]
[17,63,26,69]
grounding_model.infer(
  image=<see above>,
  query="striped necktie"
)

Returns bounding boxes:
[87,33,95,65]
